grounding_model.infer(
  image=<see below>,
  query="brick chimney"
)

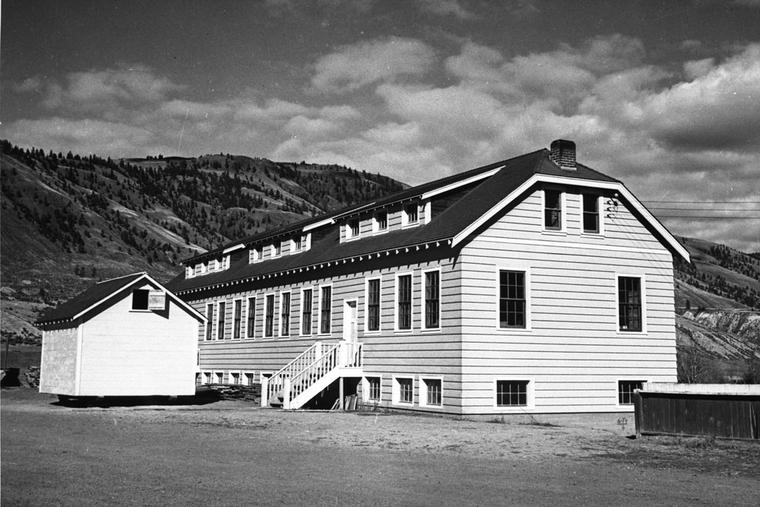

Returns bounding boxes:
[550,139,576,170]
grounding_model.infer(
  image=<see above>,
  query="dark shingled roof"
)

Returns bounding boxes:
[36,273,147,325]
[167,148,621,295]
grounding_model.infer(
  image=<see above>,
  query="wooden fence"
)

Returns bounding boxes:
[634,383,760,440]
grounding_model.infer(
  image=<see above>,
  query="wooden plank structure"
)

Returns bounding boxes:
[634,383,760,440]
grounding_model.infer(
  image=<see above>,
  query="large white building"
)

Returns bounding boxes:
[168,139,689,415]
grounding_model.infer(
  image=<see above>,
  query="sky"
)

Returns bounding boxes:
[2,0,760,252]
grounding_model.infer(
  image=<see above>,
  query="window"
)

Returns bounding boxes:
[230,372,240,385]
[366,278,381,332]
[583,194,600,233]
[618,380,644,405]
[421,378,442,407]
[320,286,332,334]
[273,242,281,257]
[244,372,255,386]
[249,247,261,263]
[301,288,313,335]
[280,292,291,337]
[404,204,418,225]
[203,372,212,385]
[396,274,412,330]
[424,270,440,329]
[233,300,242,339]
[544,190,562,230]
[246,297,256,338]
[348,220,360,238]
[293,236,302,251]
[205,303,214,340]
[374,211,388,232]
[131,289,149,310]
[217,302,226,340]
[499,270,526,328]
[496,380,528,407]
[618,277,642,332]
[215,372,224,384]
[366,377,381,402]
[265,294,275,337]
[395,377,414,405]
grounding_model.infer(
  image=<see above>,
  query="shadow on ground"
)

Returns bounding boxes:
[52,387,222,408]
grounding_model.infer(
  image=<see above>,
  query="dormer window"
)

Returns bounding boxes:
[402,204,419,227]
[544,190,563,231]
[272,242,282,257]
[249,247,261,263]
[222,255,230,270]
[348,220,360,239]
[294,236,303,251]
[185,266,193,278]
[374,211,388,232]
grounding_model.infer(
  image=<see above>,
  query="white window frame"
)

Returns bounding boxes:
[364,277,382,333]
[541,189,566,233]
[271,243,281,258]
[615,272,647,334]
[216,300,227,340]
[245,296,256,339]
[582,194,605,235]
[372,211,388,234]
[422,268,441,331]
[616,379,647,407]
[300,287,314,336]
[423,201,432,224]
[202,371,213,385]
[264,292,276,338]
[495,263,531,332]
[345,219,361,241]
[204,302,214,341]
[318,283,333,336]
[249,247,261,263]
[394,272,414,333]
[419,376,443,408]
[232,298,243,340]
[279,291,292,338]
[186,266,194,278]
[392,375,414,406]
[260,371,273,383]
[362,376,382,403]
[493,377,535,411]
[214,371,225,384]
[242,371,257,387]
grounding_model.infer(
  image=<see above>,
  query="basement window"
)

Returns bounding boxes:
[365,376,381,402]
[420,377,442,407]
[496,380,529,407]
[393,377,414,405]
[131,289,150,310]
[618,380,645,405]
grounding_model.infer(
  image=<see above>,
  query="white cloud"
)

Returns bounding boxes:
[13,76,43,93]
[311,36,436,93]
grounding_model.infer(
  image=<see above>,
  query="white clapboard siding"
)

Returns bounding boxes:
[77,295,198,396]
[39,327,79,395]
[458,188,677,414]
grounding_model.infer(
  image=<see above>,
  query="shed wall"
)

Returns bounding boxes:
[39,327,79,395]
[78,294,199,396]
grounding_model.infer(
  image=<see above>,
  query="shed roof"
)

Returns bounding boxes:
[36,272,204,328]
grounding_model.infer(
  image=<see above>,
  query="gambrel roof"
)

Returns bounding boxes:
[167,148,689,296]
[37,272,205,328]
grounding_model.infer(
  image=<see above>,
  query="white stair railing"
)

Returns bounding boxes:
[266,341,364,409]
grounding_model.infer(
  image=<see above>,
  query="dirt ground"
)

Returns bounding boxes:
[2,389,759,506]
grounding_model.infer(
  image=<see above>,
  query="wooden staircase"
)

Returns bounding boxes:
[263,341,363,410]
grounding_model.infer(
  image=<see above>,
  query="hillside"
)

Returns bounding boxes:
[1,140,757,382]
[0,140,404,344]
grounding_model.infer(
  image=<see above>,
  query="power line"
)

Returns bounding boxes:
[643,200,760,204]
[655,216,760,220]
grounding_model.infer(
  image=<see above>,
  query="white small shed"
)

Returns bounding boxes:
[36,272,205,397]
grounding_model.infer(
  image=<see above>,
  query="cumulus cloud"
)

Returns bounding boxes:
[311,36,436,93]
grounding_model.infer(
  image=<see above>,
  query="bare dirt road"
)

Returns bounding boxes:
[2,389,758,506]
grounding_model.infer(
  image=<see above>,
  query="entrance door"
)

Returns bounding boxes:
[343,300,358,342]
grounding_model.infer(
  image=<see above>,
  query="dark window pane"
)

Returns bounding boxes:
[499,271,526,328]
[398,275,412,330]
[618,277,642,331]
